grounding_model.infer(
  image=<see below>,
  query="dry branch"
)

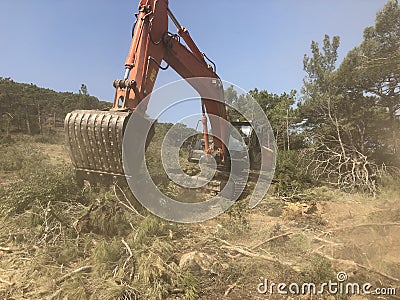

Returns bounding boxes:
[122,238,134,274]
[221,245,275,261]
[301,131,378,194]
[113,184,145,218]
[0,246,16,253]
[0,277,14,286]
[312,236,343,246]
[216,237,274,260]
[250,232,293,250]
[224,282,238,297]
[55,265,92,284]
[217,238,298,271]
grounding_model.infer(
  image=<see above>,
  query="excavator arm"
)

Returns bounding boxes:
[65,0,229,185]
[112,0,168,111]
[162,30,228,162]
[112,0,228,160]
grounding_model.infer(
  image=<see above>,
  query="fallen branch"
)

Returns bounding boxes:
[221,245,275,261]
[55,265,92,284]
[122,239,133,270]
[0,277,14,286]
[0,246,16,253]
[216,237,273,259]
[224,282,238,297]
[216,238,250,249]
[250,232,293,250]
[219,239,284,262]
[312,236,343,246]
[217,238,301,272]
[113,184,145,218]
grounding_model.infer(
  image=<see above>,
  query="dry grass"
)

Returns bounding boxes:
[1,136,399,299]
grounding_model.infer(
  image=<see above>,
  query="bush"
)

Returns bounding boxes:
[304,255,335,284]
[0,135,15,144]
[271,150,313,197]
[379,167,400,190]
[0,140,48,172]
[34,134,60,144]
[0,165,81,216]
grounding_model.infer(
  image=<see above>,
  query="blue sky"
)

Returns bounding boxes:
[0,1,388,106]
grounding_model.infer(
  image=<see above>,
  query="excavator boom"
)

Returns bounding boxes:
[65,0,228,186]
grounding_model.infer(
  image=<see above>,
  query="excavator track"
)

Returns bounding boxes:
[64,110,130,186]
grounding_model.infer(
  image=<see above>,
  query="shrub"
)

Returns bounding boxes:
[0,135,15,144]
[271,150,314,197]
[0,165,81,216]
[0,141,48,172]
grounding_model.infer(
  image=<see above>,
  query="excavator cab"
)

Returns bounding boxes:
[187,121,262,170]
[229,121,262,170]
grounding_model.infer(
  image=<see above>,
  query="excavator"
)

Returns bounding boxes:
[65,0,273,202]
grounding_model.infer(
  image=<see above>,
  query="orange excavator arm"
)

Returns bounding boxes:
[112,0,168,111]
[112,0,228,162]
[64,0,233,187]
[65,0,274,208]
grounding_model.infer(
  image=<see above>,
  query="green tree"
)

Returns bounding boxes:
[0,78,109,135]
[300,35,379,193]
[337,0,400,158]
[249,89,299,151]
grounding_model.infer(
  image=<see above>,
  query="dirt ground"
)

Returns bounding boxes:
[0,140,399,299]
[189,194,400,299]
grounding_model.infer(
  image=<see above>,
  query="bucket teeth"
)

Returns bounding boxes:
[64,110,130,180]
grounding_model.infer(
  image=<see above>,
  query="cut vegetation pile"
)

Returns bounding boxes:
[0,135,399,299]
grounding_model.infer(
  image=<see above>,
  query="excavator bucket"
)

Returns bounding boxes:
[64,110,130,186]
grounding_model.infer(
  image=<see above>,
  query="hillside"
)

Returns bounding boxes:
[0,78,110,135]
